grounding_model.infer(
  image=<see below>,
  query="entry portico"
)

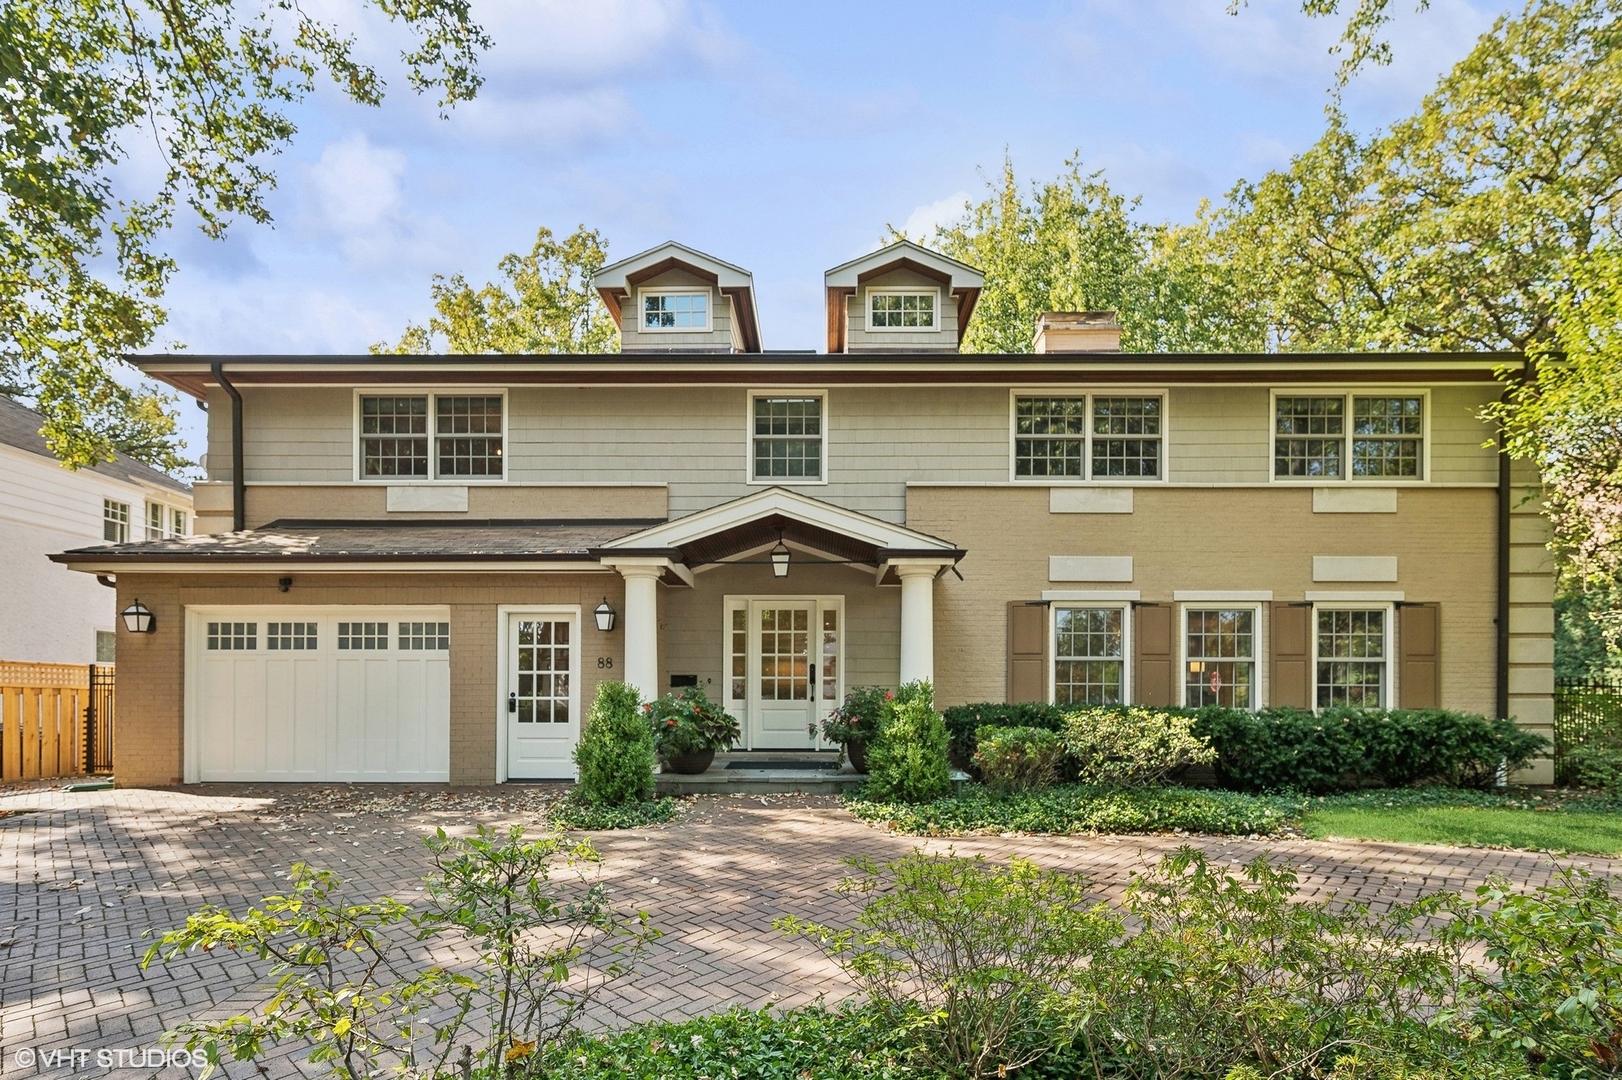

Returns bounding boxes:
[596,489,963,739]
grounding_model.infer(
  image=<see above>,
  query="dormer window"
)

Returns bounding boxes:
[869,289,936,330]
[642,290,709,331]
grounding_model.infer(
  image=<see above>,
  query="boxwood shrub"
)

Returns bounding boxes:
[941,702,1065,766]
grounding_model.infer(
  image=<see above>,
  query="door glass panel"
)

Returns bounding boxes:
[822,608,839,700]
[514,619,571,722]
[759,607,810,701]
[730,608,747,702]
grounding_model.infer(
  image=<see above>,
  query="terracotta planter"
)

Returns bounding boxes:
[845,740,869,774]
[663,748,716,775]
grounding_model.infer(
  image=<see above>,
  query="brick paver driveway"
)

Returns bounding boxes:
[2,783,1617,1077]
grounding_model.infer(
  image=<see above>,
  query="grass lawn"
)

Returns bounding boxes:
[1304,804,1622,855]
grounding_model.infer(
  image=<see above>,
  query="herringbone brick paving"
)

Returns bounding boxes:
[1,783,1615,1078]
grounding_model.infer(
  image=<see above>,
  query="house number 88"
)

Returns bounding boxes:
[596,657,614,669]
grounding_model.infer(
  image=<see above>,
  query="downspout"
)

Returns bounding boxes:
[212,361,245,532]
[1496,424,1511,721]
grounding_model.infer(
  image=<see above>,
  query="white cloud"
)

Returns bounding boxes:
[901,192,971,242]
[475,0,741,82]
[303,133,459,268]
[450,88,641,146]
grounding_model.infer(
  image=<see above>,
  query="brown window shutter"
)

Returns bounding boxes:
[1398,603,1441,709]
[1134,604,1175,706]
[1271,604,1312,708]
[1006,601,1049,703]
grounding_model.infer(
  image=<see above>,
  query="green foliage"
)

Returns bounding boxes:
[777,852,1121,1079]
[573,681,656,808]
[550,795,679,831]
[845,784,1301,838]
[941,701,1066,766]
[3,0,488,469]
[863,681,952,804]
[1063,706,1216,787]
[375,225,619,355]
[972,726,1064,796]
[1306,804,1622,857]
[1555,567,1622,682]
[644,686,740,758]
[539,1004,917,1080]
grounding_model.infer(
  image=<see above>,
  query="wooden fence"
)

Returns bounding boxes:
[0,662,110,782]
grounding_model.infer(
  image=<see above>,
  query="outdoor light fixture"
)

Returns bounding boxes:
[121,600,156,634]
[770,529,791,578]
[278,576,292,593]
[594,598,617,632]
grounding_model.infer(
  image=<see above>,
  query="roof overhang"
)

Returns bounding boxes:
[591,241,761,352]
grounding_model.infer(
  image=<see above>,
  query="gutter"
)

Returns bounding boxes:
[212,361,245,531]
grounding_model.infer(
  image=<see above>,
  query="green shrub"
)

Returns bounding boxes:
[645,686,740,759]
[1343,708,1547,788]
[973,726,1064,795]
[864,680,952,803]
[845,783,1300,837]
[573,681,656,807]
[550,795,679,830]
[1062,706,1216,787]
[1192,706,1362,794]
[941,702,1066,765]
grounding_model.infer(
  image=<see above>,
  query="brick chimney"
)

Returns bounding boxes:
[1033,311,1122,353]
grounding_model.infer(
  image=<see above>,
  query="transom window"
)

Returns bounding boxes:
[360,393,504,480]
[103,500,129,543]
[643,291,709,330]
[752,394,823,481]
[266,622,318,650]
[1316,608,1387,708]
[869,290,936,329]
[207,622,257,650]
[1184,608,1256,708]
[337,622,390,650]
[1014,394,1163,480]
[1054,606,1125,706]
[1274,393,1425,480]
[399,621,450,650]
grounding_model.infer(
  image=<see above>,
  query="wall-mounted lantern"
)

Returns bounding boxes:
[121,600,156,634]
[594,598,617,632]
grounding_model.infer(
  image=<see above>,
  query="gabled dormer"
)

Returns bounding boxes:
[592,241,763,354]
[823,239,984,353]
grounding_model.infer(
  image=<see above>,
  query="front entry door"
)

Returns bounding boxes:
[748,602,818,749]
[506,614,579,779]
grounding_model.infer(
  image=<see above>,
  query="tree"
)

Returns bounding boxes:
[3,0,490,469]
[375,225,618,354]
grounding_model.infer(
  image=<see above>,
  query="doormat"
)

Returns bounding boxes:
[724,760,838,771]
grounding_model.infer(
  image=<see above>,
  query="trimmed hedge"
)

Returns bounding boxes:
[941,702,1065,765]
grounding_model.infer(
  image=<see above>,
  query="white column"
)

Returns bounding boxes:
[619,566,662,701]
[897,564,937,686]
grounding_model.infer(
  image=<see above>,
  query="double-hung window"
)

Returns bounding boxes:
[1274,393,1425,480]
[868,289,936,329]
[1183,608,1257,708]
[103,500,129,542]
[1315,607,1388,708]
[751,393,824,482]
[1053,606,1126,706]
[359,393,504,480]
[642,291,709,330]
[146,502,185,539]
[1014,394,1163,480]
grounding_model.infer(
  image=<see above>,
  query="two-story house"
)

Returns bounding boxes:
[3,394,192,665]
[51,239,1556,787]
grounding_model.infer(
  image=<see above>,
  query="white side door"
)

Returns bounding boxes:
[748,601,818,750]
[506,613,581,779]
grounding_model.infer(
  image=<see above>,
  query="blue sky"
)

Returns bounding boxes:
[151,0,1516,456]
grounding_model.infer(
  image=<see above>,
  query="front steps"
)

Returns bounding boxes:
[654,750,865,796]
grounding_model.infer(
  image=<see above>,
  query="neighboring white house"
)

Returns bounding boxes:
[0,395,193,664]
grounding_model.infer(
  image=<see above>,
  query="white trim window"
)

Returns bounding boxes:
[751,393,825,482]
[1053,605,1127,706]
[359,393,505,480]
[103,499,130,543]
[642,290,709,331]
[1315,606,1389,708]
[868,288,937,330]
[1183,607,1258,708]
[1274,392,1426,481]
[172,508,188,536]
[1014,393,1164,480]
[146,501,187,539]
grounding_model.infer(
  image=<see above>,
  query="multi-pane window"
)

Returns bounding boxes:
[514,619,571,724]
[171,508,187,536]
[642,292,708,330]
[1316,608,1387,708]
[435,396,503,477]
[869,291,936,329]
[821,608,840,702]
[1091,397,1162,478]
[147,502,165,538]
[361,396,429,477]
[398,621,450,650]
[729,607,747,703]
[759,607,810,701]
[103,500,129,543]
[207,622,257,650]
[1184,609,1256,708]
[1275,394,1425,480]
[752,396,823,480]
[1054,607,1125,706]
[1014,396,1087,477]
[337,622,390,650]
[266,622,318,650]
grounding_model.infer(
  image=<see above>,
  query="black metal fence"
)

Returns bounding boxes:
[1553,678,1622,784]
[85,663,114,774]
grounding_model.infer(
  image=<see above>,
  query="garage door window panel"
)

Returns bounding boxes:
[267,622,317,650]
[208,622,257,650]
[338,622,389,649]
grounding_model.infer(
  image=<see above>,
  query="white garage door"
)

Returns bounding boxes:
[187,609,451,783]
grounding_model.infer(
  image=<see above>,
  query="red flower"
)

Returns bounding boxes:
[884,692,894,701]
[665,718,677,727]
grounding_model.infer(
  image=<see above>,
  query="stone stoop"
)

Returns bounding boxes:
[654,750,865,796]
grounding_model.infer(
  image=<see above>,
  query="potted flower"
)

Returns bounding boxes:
[810,685,893,773]
[646,687,742,774]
